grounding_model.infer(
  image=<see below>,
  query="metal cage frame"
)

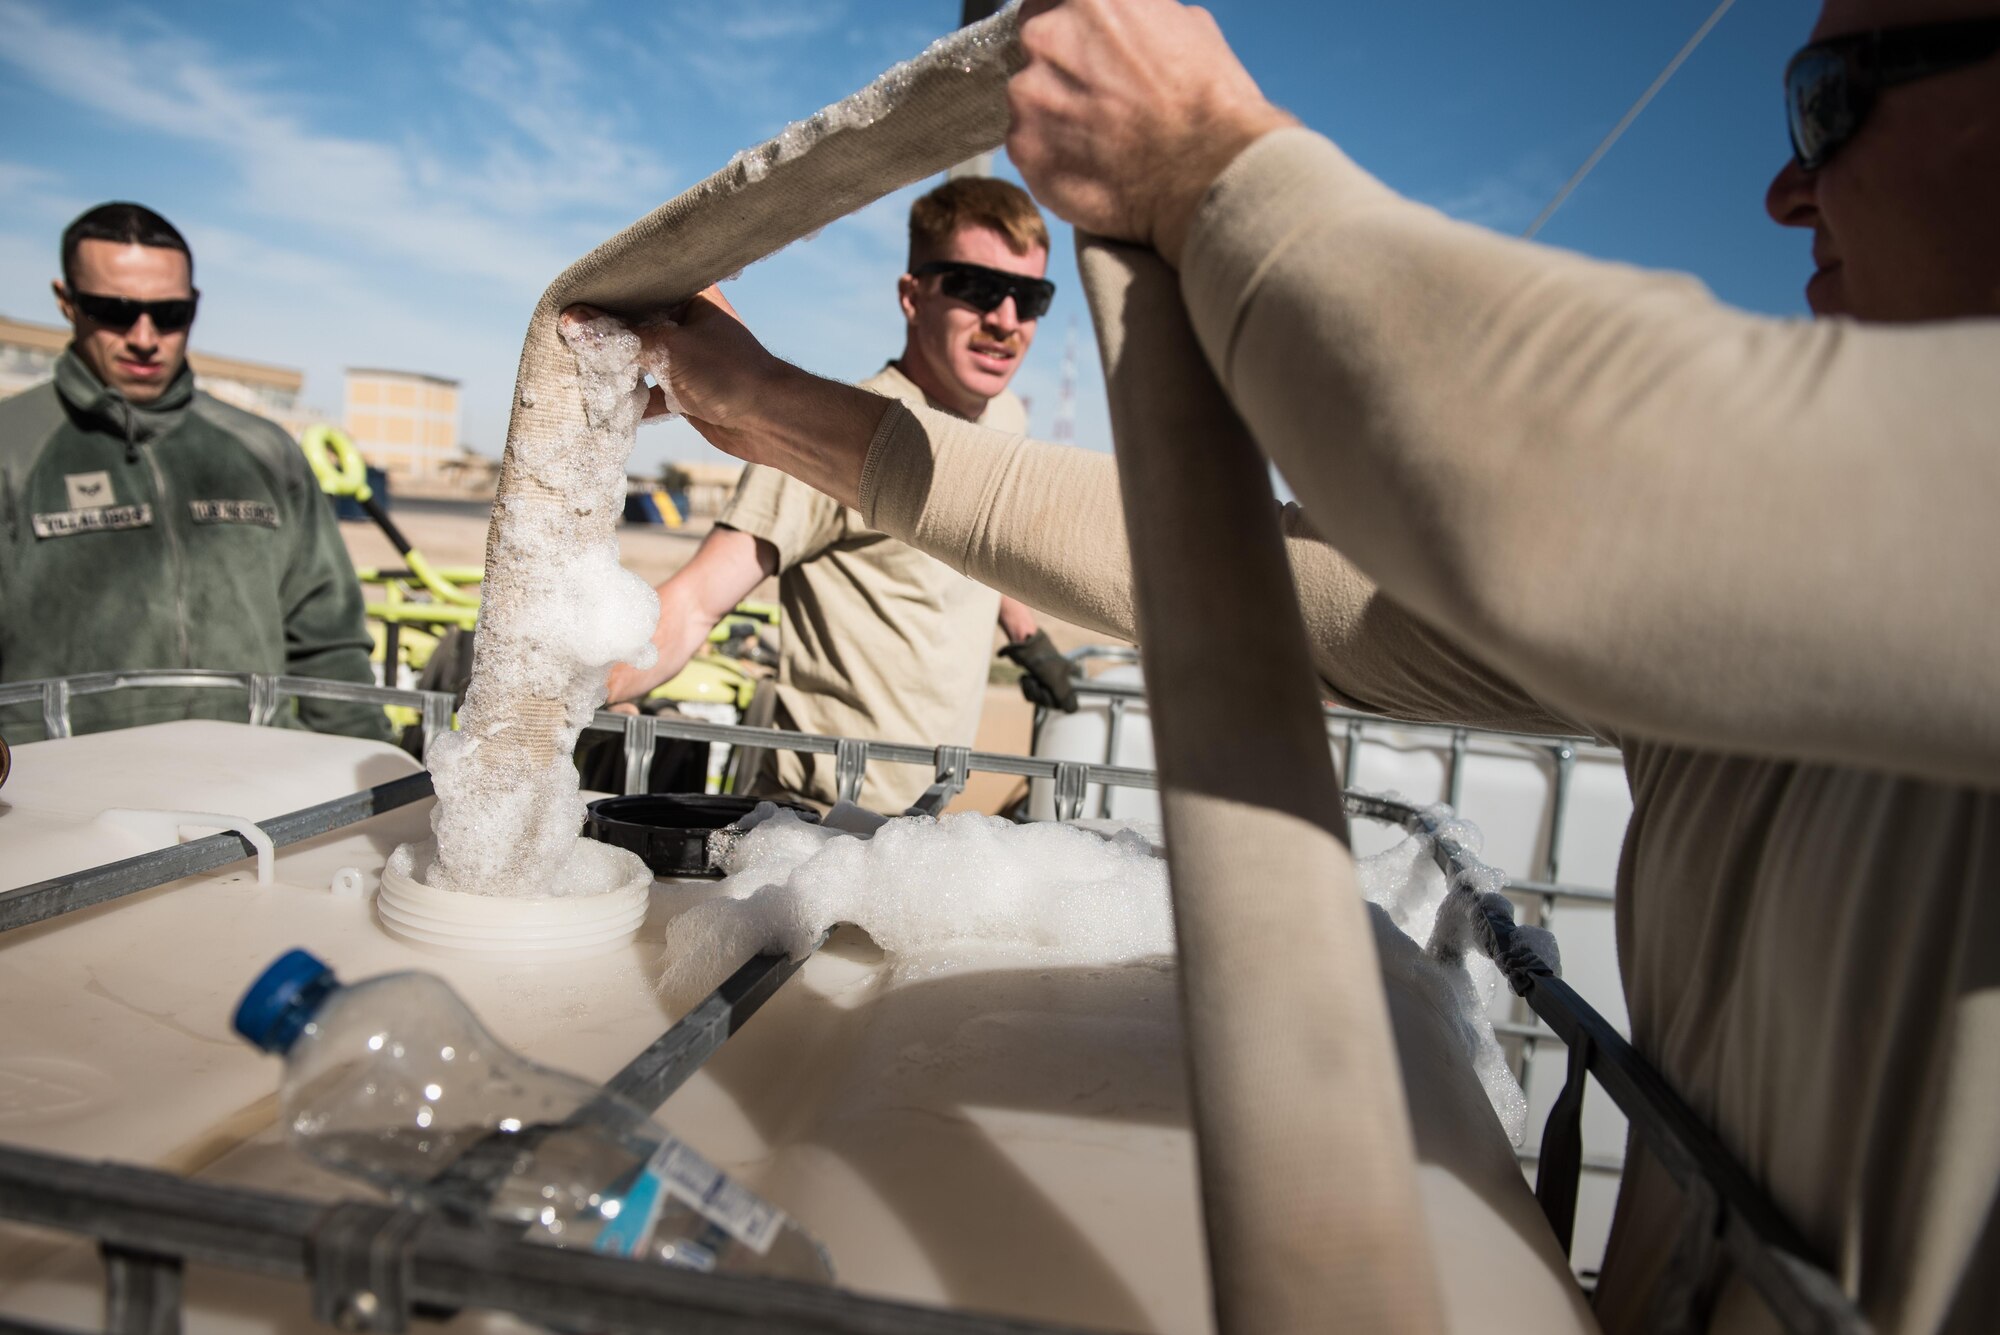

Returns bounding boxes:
[0,670,1868,1334]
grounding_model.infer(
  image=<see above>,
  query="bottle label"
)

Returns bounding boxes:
[593,1136,784,1259]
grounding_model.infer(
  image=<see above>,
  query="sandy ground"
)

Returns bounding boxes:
[340,507,1127,815]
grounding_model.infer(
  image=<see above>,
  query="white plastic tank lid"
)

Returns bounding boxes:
[377,838,651,961]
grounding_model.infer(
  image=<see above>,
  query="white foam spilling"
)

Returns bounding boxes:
[660,812,1173,997]
[1356,805,1530,1144]
[405,314,660,899]
[635,321,685,420]
[661,806,1531,1141]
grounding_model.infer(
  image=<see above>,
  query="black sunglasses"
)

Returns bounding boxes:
[911,261,1055,321]
[1786,18,2000,171]
[69,289,200,334]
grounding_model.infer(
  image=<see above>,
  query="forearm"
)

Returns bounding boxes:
[1184,128,2000,783]
[608,527,771,703]
[862,405,1579,736]
[726,371,887,513]
[864,409,1140,642]
[633,584,728,695]
[996,595,1040,643]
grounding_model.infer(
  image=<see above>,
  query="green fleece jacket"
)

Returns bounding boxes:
[0,349,390,743]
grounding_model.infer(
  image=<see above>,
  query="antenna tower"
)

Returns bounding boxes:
[1052,317,1078,443]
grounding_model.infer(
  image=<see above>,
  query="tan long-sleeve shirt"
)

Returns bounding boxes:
[858,129,2000,1334]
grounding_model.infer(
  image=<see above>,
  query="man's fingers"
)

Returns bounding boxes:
[642,385,673,420]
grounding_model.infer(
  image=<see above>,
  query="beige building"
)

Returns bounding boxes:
[663,458,747,516]
[343,368,460,482]
[0,315,321,436]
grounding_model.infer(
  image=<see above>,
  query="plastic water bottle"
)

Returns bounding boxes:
[233,949,833,1283]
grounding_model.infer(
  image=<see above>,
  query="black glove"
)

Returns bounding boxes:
[1000,629,1078,712]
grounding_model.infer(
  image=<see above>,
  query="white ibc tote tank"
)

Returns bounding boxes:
[1029,660,1158,822]
[1032,650,1639,1279]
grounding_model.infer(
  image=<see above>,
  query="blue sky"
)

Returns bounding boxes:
[0,0,1820,471]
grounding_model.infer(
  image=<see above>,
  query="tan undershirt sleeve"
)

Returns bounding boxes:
[861,403,1577,736]
[717,462,844,571]
[1181,127,2000,788]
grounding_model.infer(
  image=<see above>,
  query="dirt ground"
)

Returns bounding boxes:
[339,508,1127,815]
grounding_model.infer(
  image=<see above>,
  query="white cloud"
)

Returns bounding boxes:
[415,6,677,217]
[0,0,667,289]
[662,0,847,47]
[1420,155,1566,234]
[0,161,58,198]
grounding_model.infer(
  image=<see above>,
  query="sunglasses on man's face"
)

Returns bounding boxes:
[1786,18,2000,171]
[69,290,200,334]
[911,261,1055,321]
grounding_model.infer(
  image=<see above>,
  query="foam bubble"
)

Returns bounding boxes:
[407,314,661,899]
[1357,812,1529,1144]
[659,812,1172,997]
[635,319,683,419]
[661,806,1530,1141]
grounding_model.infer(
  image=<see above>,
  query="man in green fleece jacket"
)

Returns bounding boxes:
[0,202,389,744]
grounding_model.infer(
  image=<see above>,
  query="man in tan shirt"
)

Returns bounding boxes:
[591,1,1999,1329]
[606,178,1074,813]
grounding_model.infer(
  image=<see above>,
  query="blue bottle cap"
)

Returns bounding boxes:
[233,949,338,1055]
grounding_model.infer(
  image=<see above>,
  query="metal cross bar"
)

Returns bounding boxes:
[0,1145,1114,1335]
[599,951,808,1115]
[591,709,1162,796]
[1051,656,1608,751]
[0,772,435,934]
[0,1316,92,1334]
[0,672,454,745]
[1518,974,1868,1334]
[100,1245,181,1335]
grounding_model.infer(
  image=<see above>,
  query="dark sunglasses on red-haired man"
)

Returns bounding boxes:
[910,261,1055,321]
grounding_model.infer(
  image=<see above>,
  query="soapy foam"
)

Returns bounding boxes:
[410,1,1022,898]
[661,813,1174,996]
[407,314,660,898]
[661,806,1529,1140]
[1356,803,1530,1144]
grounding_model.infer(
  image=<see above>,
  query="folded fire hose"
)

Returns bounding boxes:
[460,8,1445,1331]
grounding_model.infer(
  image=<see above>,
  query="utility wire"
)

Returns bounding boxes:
[1522,0,1738,240]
